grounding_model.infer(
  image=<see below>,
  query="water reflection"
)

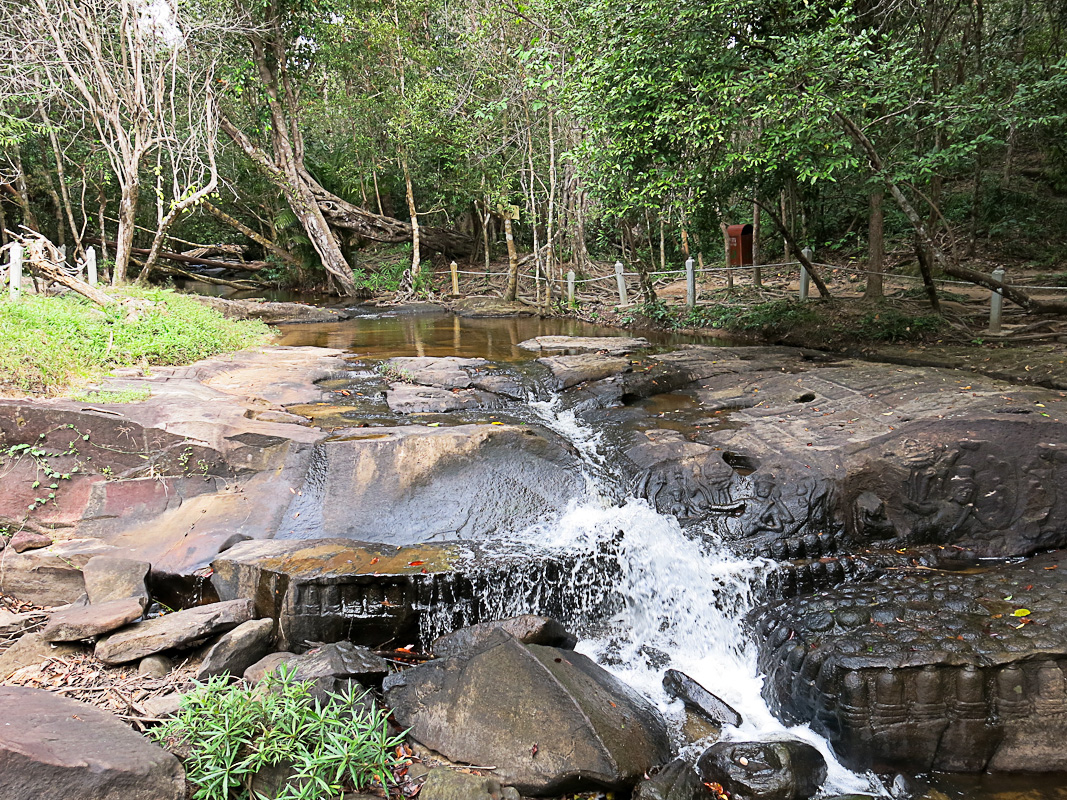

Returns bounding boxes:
[273,305,702,361]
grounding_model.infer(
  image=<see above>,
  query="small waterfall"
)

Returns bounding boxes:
[484,394,888,797]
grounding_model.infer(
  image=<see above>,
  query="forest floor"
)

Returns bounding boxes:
[424,257,1067,391]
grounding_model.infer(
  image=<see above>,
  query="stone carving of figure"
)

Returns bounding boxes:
[739,472,795,537]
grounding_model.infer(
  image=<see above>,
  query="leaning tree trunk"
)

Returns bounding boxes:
[835,110,1067,315]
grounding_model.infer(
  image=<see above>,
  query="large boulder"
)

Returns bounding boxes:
[211,538,604,653]
[196,617,275,679]
[0,686,185,800]
[383,633,671,794]
[432,615,577,660]
[695,738,827,800]
[81,557,150,605]
[633,759,713,800]
[95,598,255,664]
[591,345,1067,560]
[212,538,467,651]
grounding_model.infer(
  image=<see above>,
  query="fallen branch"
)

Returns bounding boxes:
[4,228,116,307]
[86,237,267,272]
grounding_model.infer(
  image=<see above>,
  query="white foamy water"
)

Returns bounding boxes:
[509,396,886,797]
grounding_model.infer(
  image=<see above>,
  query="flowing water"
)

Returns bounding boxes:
[277,308,893,797]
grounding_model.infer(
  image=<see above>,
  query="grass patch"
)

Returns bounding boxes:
[0,288,270,395]
[69,386,152,403]
[684,299,819,333]
[153,668,403,800]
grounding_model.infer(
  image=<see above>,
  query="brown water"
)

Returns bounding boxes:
[272,304,707,360]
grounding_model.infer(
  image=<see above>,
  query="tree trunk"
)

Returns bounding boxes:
[403,158,421,277]
[752,199,762,287]
[113,180,139,284]
[220,115,356,295]
[864,188,884,300]
[504,215,519,301]
[748,197,832,298]
[202,201,298,266]
[835,109,1067,314]
[719,220,733,289]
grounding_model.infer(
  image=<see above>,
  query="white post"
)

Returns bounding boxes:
[9,243,22,301]
[86,246,98,286]
[685,256,696,308]
[989,267,1005,333]
[450,260,459,296]
[615,261,628,306]
[567,270,576,308]
[799,247,813,301]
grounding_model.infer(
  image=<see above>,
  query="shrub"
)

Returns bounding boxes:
[684,299,818,333]
[153,668,404,800]
[851,307,943,341]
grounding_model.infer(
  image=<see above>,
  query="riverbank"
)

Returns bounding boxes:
[0,288,271,397]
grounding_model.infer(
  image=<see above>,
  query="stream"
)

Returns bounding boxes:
[272,306,1055,800]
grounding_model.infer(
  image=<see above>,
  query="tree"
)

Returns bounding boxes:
[8,0,222,284]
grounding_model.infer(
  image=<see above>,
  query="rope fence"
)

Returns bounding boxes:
[444,251,1067,335]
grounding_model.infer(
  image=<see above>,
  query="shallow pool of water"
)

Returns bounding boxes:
[272,304,708,360]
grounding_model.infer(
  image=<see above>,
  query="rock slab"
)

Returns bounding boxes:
[196,617,275,679]
[82,557,150,606]
[0,686,185,800]
[95,598,255,665]
[662,669,742,728]
[384,634,671,794]
[40,597,145,643]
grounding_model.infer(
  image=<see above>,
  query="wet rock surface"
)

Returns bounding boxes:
[633,759,712,800]
[753,551,1067,771]
[211,537,606,651]
[0,686,185,800]
[384,633,671,794]
[586,345,1067,561]
[518,335,651,354]
[282,424,585,545]
[695,737,827,800]
[662,668,742,727]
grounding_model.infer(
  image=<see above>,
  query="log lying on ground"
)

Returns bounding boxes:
[6,228,116,307]
[87,238,268,272]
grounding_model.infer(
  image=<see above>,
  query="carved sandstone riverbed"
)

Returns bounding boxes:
[2,326,1066,783]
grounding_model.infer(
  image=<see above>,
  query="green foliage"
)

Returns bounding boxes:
[69,386,152,403]
[0,289,270,395]
[153,669,403,800]
[849,308,943,342]
[684,300,819,333]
